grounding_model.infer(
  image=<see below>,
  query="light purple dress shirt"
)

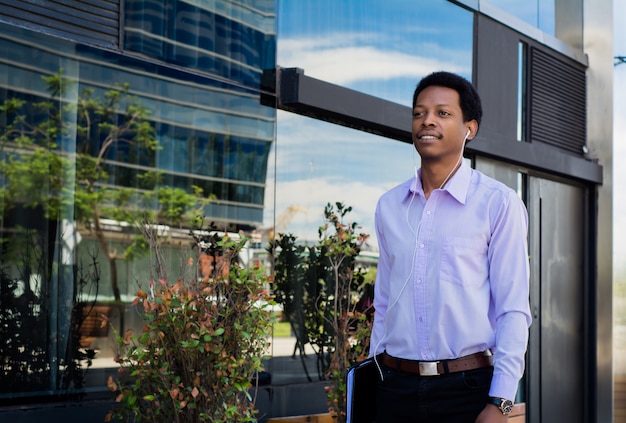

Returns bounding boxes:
[369,160,532,401]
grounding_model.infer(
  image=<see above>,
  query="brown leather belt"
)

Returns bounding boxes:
[381,350,493,376]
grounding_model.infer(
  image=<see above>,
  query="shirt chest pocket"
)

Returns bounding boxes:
[440,236,488,286]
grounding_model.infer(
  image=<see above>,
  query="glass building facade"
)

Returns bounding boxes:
[0,0,276,402]
[0,1,618,422]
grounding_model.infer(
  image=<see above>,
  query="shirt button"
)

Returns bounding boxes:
[426,210,431,215]
[417,279,422,284]
[419,317,424,322]
[420,243,425,248]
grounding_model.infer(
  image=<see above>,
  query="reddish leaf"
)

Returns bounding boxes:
[106,375,117,392]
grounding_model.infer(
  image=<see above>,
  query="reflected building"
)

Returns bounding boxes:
[0,0,276,408]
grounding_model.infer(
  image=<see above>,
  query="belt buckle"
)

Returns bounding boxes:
[418,361,440,376]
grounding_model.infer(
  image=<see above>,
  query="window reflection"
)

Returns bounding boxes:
[517,41,528,142]
[267,0,475,376]
[486,0,555,35]
[484,0,584,50]
[2,0,478,404]
[124,0,276,89]
[277,0,473,106]
[264,113,416,379]
[0,10,275,400]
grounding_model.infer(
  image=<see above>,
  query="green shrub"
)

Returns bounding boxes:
[106,231,275,423]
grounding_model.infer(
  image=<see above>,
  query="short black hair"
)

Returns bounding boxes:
[412,71,482,127]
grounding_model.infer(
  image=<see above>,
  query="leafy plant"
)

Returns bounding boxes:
[270,202,374,422]
[106,225,275,423]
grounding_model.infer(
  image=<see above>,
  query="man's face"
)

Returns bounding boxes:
[411,85,475,163]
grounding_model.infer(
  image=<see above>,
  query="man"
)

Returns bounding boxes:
[369,71,531,423]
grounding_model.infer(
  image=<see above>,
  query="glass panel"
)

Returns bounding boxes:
[0,0,276,400]
[485,0,584,49]
[277,0,474,107]
[614,0,626,417]
[486,0,555,36]
[264,113,416,375]
[515,171,527,404]
[267,0,475,388]
[124,0,276,89]
[517,172,528,204]
[517,41,528,142]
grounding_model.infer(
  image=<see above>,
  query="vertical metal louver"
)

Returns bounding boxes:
[0,0,120,49]
[530,47,587,156]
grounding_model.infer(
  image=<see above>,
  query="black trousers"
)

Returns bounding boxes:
[375,364,493,423]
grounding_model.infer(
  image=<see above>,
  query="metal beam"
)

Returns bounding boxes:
[273,67,411,143]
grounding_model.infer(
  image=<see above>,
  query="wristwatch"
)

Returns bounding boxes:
[488,397,514,415]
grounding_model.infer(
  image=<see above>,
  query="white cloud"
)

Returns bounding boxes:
[263,175,387,245]
[278,35,469,87]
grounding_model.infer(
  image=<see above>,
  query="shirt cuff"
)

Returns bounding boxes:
[489,372,519,401]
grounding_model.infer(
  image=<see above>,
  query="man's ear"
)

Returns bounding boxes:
[465,120,479,142]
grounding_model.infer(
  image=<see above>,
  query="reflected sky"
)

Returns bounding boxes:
[615,0,626,279]
[487,0,555,35]
[266,0,474,242]
[265,113,416,243]
[277,0,473,106]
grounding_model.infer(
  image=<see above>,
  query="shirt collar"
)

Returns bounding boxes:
[406,160,471,205]
[445,159,471,204]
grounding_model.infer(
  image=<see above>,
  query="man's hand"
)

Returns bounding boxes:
[475,403,508,423]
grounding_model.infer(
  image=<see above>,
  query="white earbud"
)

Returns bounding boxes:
[463,129,471,143]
